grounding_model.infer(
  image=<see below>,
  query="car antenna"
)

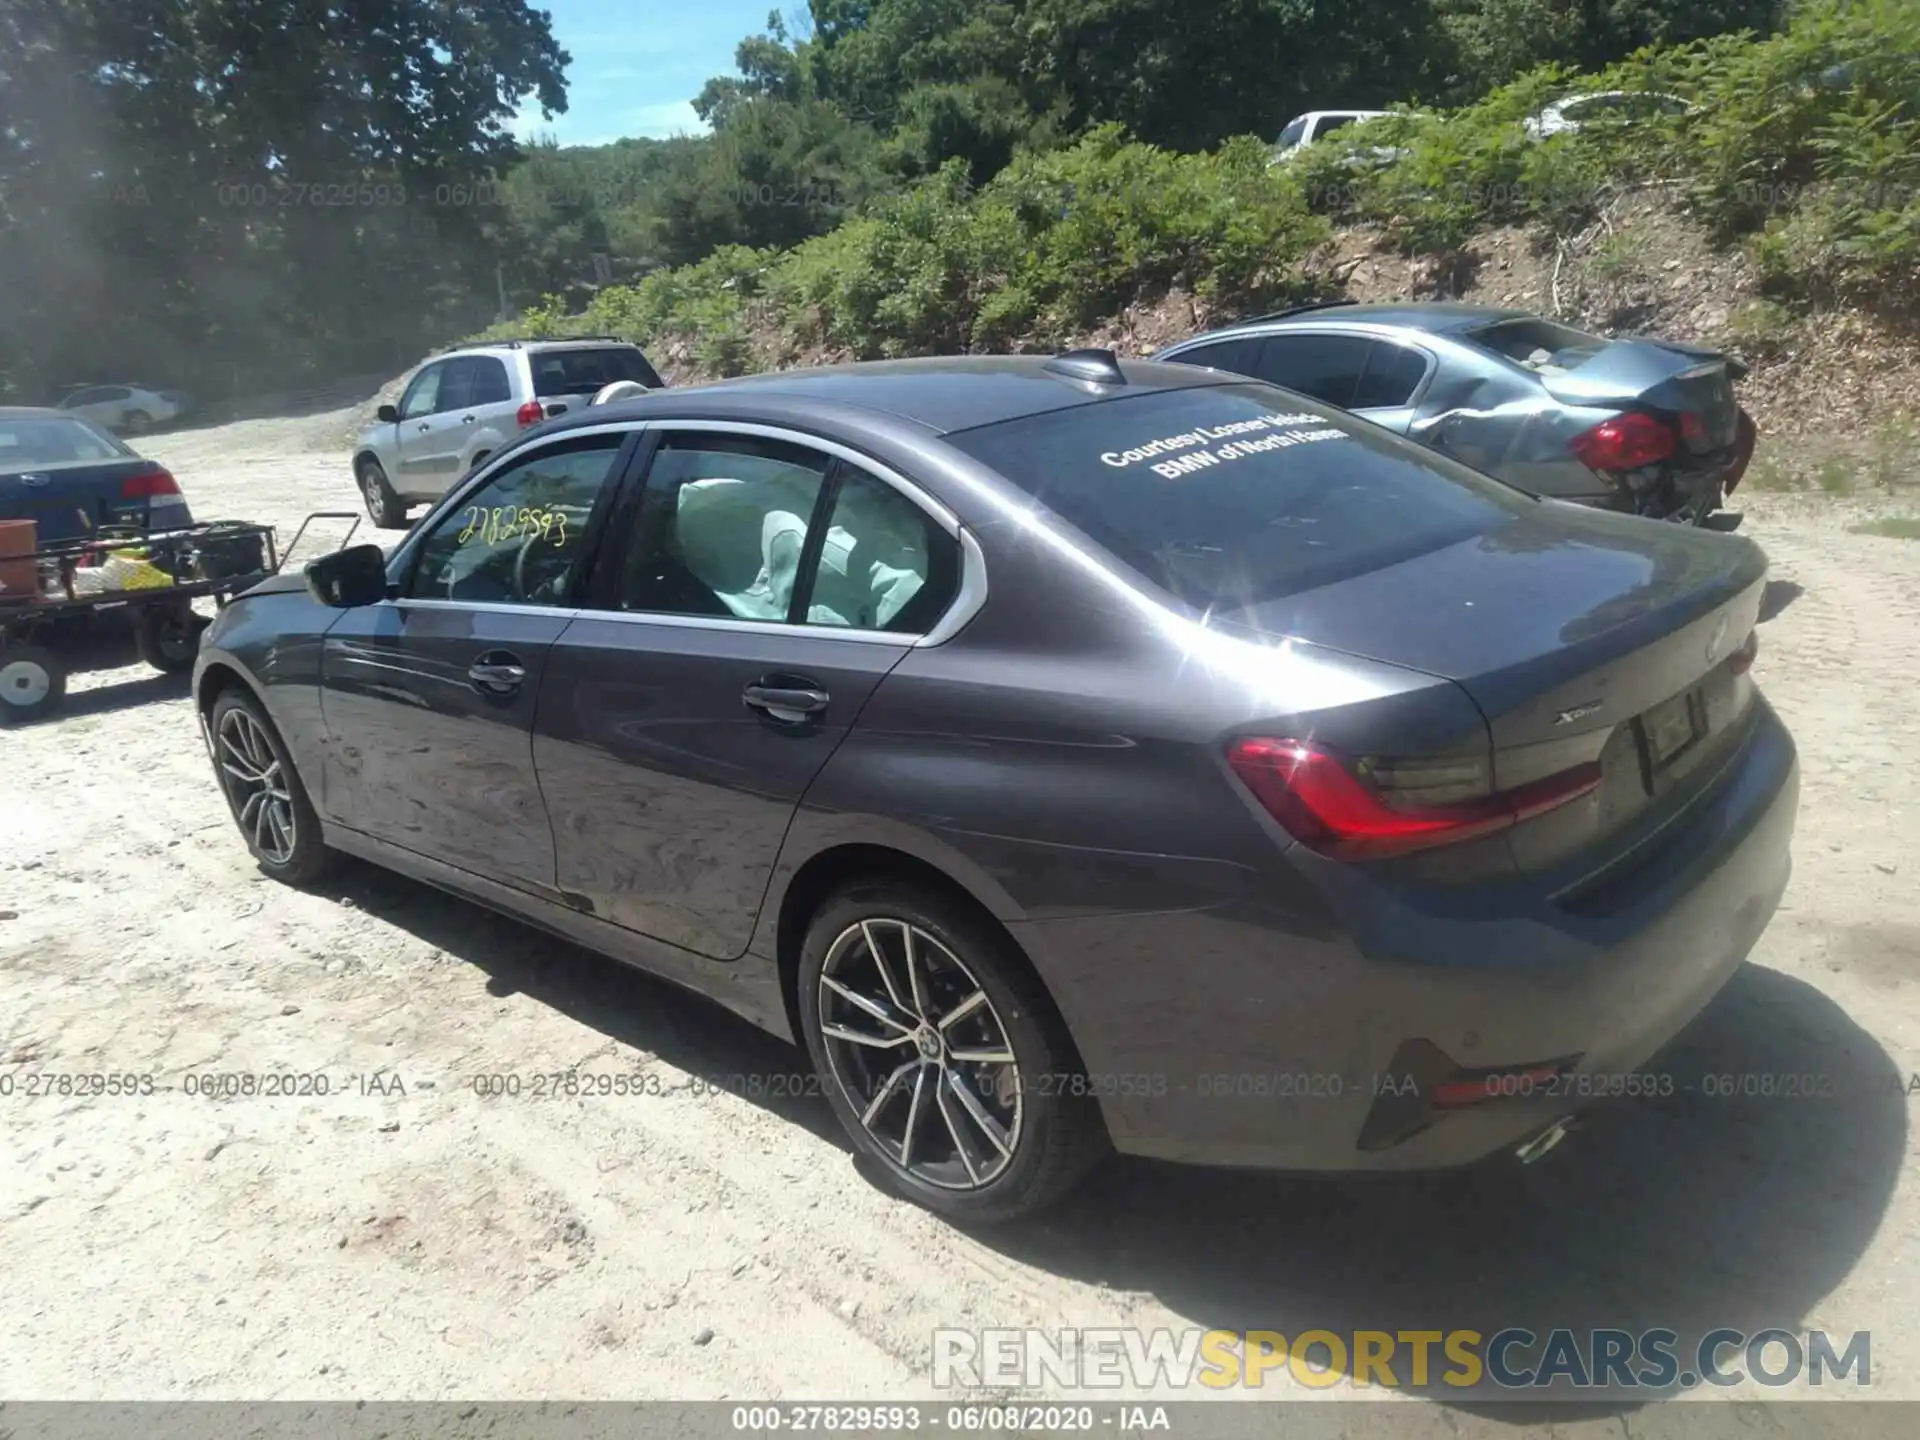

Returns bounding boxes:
[1044,348,1128,385]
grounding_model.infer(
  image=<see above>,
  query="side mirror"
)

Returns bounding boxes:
[306,543,391,607]
[376,403,399,423]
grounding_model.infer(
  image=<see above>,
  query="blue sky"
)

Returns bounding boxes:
[511,1,785,146]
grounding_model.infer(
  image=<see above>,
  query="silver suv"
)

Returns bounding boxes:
[352,338,664,528]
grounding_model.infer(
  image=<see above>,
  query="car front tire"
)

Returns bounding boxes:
[208,688,331,884]
[122,409,154,435]
[798,882,1107,1224]
[357,457,408,530]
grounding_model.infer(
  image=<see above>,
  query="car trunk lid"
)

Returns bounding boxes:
[1536,339,1742,455]
[1464,319,1743,457]
[1212,503,1767,868]
[0,457,176,545]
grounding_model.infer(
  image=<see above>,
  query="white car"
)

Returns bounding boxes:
[351,338,664,529]
[1274,110,1394,158]
[1524,91,1694,140]
[54,383,191,434]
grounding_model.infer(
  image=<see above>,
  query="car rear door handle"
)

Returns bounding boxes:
[469,651,527,695]
[416,422,431,432]
[461,413,476,423]
[744,679,829,723]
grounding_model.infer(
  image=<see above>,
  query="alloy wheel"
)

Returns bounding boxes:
[216,707,297,865]
[817,919,1023,1190]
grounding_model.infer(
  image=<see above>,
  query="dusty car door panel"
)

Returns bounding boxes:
[320,602,573,891]
[534,426,961,960]
[317,431,636,891]
[535,619,904,956]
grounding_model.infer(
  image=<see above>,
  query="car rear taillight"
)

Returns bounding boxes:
[120,467,180,498]
[1729,629,1759,674]
[1225,737,1602,861]
[515,401,545,427]
[1571,412,1677,471]
[1431,1064,1568,1110]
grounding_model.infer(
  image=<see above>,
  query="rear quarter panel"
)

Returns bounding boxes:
[753,519,1491,1149]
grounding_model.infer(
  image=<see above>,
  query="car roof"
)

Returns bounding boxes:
[0,406,76,418]
[544,354,1233,438]
[1192,301,1528,338]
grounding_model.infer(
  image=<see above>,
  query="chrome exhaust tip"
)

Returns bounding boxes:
[1514,1116,1575,1166]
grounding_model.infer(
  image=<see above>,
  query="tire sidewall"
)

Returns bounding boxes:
[796,883,1080,1221]
[358,459,404,529]
[208,689,327,882]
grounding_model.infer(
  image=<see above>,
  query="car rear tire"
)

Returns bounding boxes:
[208,688,332,884]
[0,644,66,723]
[797,882,1107,1224]
[135,600,208,674]
[122,409,154,435]
[357,457,408,530]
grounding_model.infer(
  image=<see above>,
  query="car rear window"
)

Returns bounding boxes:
[530,346,664,396]
[947,384,1534,610]
[0,415,132,472]
[1465,318,1609,374]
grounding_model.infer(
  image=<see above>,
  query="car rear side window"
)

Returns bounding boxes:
[947,384,1532,611]
[469,357,512,405]
[1465,318,1608,373]
[618,434,834,623]
[1351,342,1430,409]
[1251,333,1373,408]
[532,347,664,398]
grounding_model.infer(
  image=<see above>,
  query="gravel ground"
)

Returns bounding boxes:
[3,407,1919,1432]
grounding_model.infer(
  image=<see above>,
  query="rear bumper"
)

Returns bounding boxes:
[1014,703,1798,1171]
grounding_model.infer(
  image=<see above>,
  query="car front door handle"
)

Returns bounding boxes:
[469,651,527,695]
[743,679,829,723]
[417,422,431,432]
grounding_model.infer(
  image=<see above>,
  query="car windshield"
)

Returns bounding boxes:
[1277,117,1308,147]
[530,346,664,396]
[0,415,133,472]
[947,382,1535,612]
[1464,317,1610,375]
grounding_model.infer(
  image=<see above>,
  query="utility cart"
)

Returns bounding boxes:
[0,512,360,723]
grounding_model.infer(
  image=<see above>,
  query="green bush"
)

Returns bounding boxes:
[464,1,1917,369]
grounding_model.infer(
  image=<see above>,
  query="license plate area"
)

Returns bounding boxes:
[1636,687,1707,787]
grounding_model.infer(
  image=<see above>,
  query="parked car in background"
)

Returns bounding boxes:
[196,352,1795,1223]
[1157,301,1756,525]
[352,337,665,529]
[1524,91,1694,139]
[0,408,194,550]
[55,383,192,435]
[1274,109,1392,156]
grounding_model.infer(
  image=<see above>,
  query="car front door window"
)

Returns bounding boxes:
[398,365,443,421]
[407,439,625,606]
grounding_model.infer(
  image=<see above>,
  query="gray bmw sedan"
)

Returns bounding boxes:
[193,350,1797,1223]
